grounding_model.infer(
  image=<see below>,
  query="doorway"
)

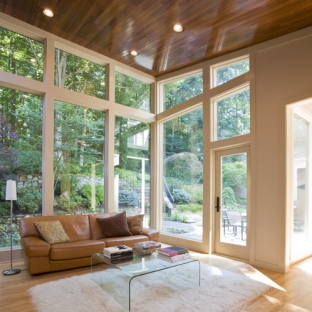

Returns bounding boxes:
[290,105,312,263]
[214,146,250,261]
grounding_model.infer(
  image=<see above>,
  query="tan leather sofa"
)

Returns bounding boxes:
[19,213,159,275]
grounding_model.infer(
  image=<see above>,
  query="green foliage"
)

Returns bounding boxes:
[182,185,203,204]
[170,213,188,223]
[57,194,77,212]
[217,89,250,140]
[164,152,202,182]
[164,74,203,110]
[176,204,202,213]
[222,187,237,206]
[17,186,42,214]
[0,27,44,81]
[216,60,249,86]
[115,72,150,111]
[81,184,104,207]
[118,190,139,206]
[0,224,20,247]
[55,49,105,99]
[172,189,191,204]
[0,201,10,216]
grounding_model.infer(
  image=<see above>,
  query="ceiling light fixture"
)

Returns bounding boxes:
[173,24,184,33]
[43,9,54,17]
[130,50,138,56]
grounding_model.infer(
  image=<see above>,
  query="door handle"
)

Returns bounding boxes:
[215,196,220,212]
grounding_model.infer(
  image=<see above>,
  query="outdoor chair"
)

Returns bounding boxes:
[224,211,246,241]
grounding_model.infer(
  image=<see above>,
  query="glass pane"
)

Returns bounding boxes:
[0,27,44,81]
[54,49,105,99]
[163,74,203,111]
[114,117,150,227]
[216,88,250,140]
[221,153,247,245]
[162,108,203,241]
[213,59,249,87]
[0,87,42,248]
[53,101,105,214]
[115,72,150,112]
[292,113,312,260]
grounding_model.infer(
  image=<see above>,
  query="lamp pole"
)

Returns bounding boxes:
[2,180,21,275]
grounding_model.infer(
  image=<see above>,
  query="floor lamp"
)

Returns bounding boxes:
[2,180,21,275]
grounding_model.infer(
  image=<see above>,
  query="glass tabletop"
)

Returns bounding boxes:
[92,251,198,277]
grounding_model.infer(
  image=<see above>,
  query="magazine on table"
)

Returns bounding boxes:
[157,246,188,257]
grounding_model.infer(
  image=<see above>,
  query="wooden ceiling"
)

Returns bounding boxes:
[1,0,312,77]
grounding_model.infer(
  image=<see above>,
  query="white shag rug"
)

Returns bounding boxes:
[29,264,269,312]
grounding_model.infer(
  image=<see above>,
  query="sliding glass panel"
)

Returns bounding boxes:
[114,117,150,227]
[162,108,203,241]
[0,27,44,81]
[0,87,42,247]
[162,74,203,111]
[53,101,105,214]
[212,57,249,87]
[214,87,250,141]
[54,49,106,99]
[115,72,150,112]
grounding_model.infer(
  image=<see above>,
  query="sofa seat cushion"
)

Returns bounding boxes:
[21,236,50,257]
[50,240,105,261]
[102,235,148,248]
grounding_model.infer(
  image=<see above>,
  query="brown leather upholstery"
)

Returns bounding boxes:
[19,213,160,275]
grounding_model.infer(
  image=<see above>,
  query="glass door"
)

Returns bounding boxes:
[291,108,312,262]
[214,146,249,260]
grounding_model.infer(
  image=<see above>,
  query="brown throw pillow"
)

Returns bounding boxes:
[34,220,70,244]
[97,211,132,238]
[127,214,144,235]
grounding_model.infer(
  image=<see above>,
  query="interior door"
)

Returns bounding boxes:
[214,146,250,261]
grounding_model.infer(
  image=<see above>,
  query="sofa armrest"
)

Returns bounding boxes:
[21,236,51,257]
[142,228,160,241]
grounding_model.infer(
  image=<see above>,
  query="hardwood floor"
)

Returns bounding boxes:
[1,254,312,311]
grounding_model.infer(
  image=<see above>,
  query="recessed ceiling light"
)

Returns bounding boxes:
[130,50,138,56]
[43,9,54,17]
[173,24,184,32]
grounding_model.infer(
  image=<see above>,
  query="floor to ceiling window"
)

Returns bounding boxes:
[53,101,105,214]
[114,116,150,226]
[0,87,42,248]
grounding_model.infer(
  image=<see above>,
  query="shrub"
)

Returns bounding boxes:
[17,186,42,214]
[0,201,10,216]
[118,190,139,206]
[176,204,202,213]
[57,194,77,212]
[183,185,203,204]
[222,187,237,206]
[172,189,191,204]
[81,184,104,207]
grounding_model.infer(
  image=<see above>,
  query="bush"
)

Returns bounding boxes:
[222,187,237,206]
[118,190,139,206]
[176,204,202,213]
[81,184,104,207]
[57,194,77,212]
[172,189,191,204]
[17,186,42,214]
[0,201,10,216]
[183,185,203,204]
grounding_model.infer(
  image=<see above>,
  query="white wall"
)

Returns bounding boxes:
[253,32,312,271]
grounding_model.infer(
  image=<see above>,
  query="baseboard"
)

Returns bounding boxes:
[0,247,23,262]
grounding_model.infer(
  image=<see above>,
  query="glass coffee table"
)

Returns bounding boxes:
[91,252,200,311]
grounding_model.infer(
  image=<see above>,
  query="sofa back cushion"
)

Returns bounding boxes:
[89,213,117,240]
[19,215,91,242]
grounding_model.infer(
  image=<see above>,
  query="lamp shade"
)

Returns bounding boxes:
[6,180,17,201]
